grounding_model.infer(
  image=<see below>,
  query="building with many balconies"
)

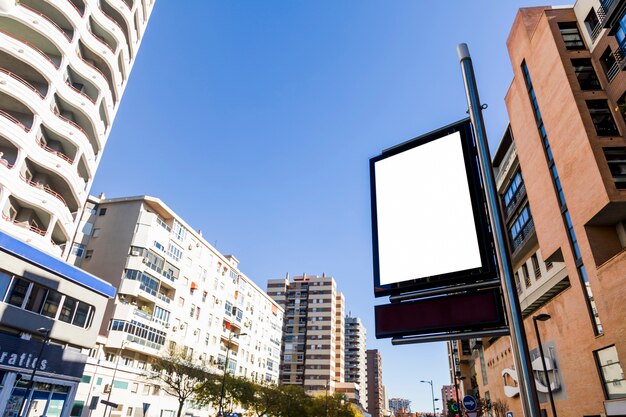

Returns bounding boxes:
[344,314,367,410]
[266,274,346,394]
[0,0,154,257]
[66,195,283,417]
[450,4,626,416]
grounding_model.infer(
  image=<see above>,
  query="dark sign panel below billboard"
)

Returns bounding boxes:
[375,288,506,339]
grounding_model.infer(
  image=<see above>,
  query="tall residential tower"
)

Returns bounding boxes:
[266,274,346,394]
[0,0,154,257]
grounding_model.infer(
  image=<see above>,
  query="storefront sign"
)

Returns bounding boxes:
[0,332,87,378]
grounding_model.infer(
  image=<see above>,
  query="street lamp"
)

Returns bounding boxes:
[104,340,128,417]
[420,379,436,417]
[218,331,247,416]
[19,327,50,417]
[533,314,557,417]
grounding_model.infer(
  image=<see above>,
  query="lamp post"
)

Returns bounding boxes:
[104,340,128,417]
[218,331,247,417]
[533,314,557,417]
[420,379,436,417]
[18,327,50,417]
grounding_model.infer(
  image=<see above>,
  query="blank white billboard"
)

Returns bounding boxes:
[373,131,482,286]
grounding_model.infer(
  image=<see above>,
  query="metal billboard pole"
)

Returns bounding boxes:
[457,43,541,417]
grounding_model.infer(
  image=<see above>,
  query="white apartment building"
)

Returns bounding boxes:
[0,0,154,257]
[68,195,283,417]
[344,314,367,410]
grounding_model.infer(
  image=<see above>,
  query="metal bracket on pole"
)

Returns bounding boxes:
[389,279,501,303]
[457,42,541,417]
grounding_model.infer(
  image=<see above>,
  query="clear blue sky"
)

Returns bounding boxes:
[92,1,572,412]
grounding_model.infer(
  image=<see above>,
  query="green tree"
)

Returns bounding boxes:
[148,348,217,417]
[274,385,310,417]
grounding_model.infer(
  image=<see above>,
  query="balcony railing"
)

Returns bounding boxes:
[1,213,46,236]
[0,109,30,132]
[54,110,91,143]
[0,29,60,69]
[0,69,46,99]
[88,29,115,54]
[19,173,67,207]
[20,4,73,42]
[37,138,74,164]
[65,80,95,104]
[511,218,535,252]
[504,182,526,219]
[0,159,14,169]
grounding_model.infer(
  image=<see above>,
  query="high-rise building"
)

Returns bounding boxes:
[68,195,283,417]
[0,2,152,417]
[344,314,367,410]
[440,385,457,417]
[366,349,384,417]
[455,3,626,416]
[388,397,411,415]
[266,274,345,394]
[0,0,154,257]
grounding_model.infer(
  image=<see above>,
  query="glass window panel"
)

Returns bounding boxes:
[59,297,77,323]
[25,284,48,313]
[6,278,30,308]
[41,291,62,318]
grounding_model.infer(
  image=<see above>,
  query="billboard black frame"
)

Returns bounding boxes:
[370,118,497,297]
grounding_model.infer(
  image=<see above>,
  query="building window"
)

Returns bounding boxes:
[603,147,626,189]
[558,22,585,50]
[531,254,542,278]
[92,228,101,237]
[522,263,531,289]
[508,204,533,251]
[85,250,94,259]
[572,59,601,90]
[503,170,524,209]
[584,9,601,39]
[98,208,107,216]
[595,345,626,399]
[601,47,618,81]
[587,100,619,136]
[71,243,85,257]
[1,273,94,328]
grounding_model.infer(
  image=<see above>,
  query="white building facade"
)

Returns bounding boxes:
[68,195,283,417]
[0,0,154,257]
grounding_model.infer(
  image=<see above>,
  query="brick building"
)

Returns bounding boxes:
[454,3,626,417]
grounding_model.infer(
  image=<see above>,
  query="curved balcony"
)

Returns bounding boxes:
[0,69,46,101]
[0,29,60,72]
[92,2,130,60]
[0,194,64,257]
[0,75,94,175]
[19,3,73,44]
[101,0,134,57]
[0,16,64,69]
[78,40,119,105]
[19,172,67,208]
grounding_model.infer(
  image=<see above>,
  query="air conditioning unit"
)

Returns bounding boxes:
[180,323,186,330]
[104,384,111,393]
[164,323,170,329]
[142,257,149,264]
[172,326,178,332]
[194,330,199,335]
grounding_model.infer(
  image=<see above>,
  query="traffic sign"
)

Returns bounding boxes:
[466,412,478,417]
[462,395,477,411]
[506,413,513,417]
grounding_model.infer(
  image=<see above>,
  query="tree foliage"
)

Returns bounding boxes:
[195,378,364,417]
[148,348,217,417]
